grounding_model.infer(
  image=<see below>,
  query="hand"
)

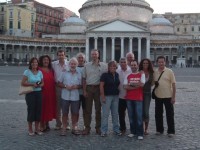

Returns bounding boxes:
[33,83,38,88]
[83,91,88,98]
[171,97,175,104]
[65,85,72,90]
[71,85,77,89]
[101,96,106,103]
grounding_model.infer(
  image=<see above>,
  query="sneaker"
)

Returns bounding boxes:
[115,132,122,136]
[138,136,143,140]
[155,132,163,135]
[28,132,35,136]
[127,134,135,138]
[35,131,43,135]
[101,133,107,137]
[54,126,61,130]
[168,134,174,138]
[66,125,71,130]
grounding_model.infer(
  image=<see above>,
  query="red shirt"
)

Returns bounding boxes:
[124,73,143,101]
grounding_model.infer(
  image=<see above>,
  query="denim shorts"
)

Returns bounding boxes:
[61,99,80,115]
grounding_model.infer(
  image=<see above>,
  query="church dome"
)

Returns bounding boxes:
[60,15,86,34]
[149,14,174,34]
[79,0,153,24]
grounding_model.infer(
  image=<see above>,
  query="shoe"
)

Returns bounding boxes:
[60,129,67,136]
[138,136,143,140]
[28,132,35,136]
[66,125,71,130]
[101,133,107,137]
[127,134,135,138]
[55,126,61,130]
[144,130,149,135]
[82,129,90,135]
[96,128,101,135]
[155,132,163,135]
[35,131,43,135]
[121,130,126,135]
[168,134,174,138]
[115,132,122,136]
[71,129,81,135]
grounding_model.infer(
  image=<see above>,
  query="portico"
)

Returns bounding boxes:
[85,19,151,62]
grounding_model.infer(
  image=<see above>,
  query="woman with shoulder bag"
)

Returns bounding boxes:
[21,57,44,136]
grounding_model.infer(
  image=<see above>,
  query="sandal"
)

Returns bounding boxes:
[28,132,35,136]
[72,129,81,135]
[60,129,67,136]
[35,131,43,135]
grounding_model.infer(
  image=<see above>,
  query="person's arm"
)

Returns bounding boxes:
[123,75,136,90]
[171,83,176,104]
[21,76,37,87]
[100,81,106,103]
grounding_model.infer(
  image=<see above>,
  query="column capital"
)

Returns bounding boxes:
[120,37,124,39]
[137,37,142,40]
[129,37,133,40]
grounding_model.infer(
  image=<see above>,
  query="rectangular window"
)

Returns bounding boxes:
[198,56,200,61]
[18,11,21,19]
[177,28,179,32]
[1,7,4,12]
[31,24,34,31]
[9,21,13,29]
[18,21,21,29]
[9,11,13,18]
[199,26,200,31]
[192,27,194,32]
[49,11,52,16]
[31,14,34,21]
[184,28,187,32]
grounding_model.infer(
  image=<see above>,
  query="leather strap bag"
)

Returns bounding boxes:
[152,71,164,99]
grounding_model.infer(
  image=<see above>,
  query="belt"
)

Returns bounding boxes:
[87,85,99,87]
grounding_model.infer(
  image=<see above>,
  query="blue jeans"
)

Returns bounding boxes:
[126,100,143,136]
[101,95,120,134]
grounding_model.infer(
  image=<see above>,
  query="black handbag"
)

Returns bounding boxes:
[152,71,164,99]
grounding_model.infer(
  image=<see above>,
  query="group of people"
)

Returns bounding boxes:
[21,49,176,140]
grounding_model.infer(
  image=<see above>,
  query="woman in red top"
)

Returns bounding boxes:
[124,60,145,140]
[39,55,56,132]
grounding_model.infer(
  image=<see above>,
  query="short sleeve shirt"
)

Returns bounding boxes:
[154,67,176,98]
[100,72,120,96]
[58,70,81,101]
[82,61,108,85]
[52,60,69,82]
[116,67,132,99]
[23,69,43,91]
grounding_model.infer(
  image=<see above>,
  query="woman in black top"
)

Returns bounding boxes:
[100,60,121,137]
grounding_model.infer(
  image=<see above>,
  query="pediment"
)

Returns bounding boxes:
[87,19,148,32]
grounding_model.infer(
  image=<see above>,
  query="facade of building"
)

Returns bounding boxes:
[0,2,36,37]
[1,0,200,66]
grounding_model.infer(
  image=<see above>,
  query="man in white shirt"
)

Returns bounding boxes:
[52,50,69,130]
[116,58,132,134]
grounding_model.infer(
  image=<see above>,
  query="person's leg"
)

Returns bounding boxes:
[83,86,94,133]
[71,101,80,130]
[101,96,112,134]
[155,98,164,133]
[55,87,62,128]
[35,91,42,132]
[126,100,135,135]
[143,93,151,134]
[135,101,143,137]
[111,96,120,133]
[79,95,86,125]
[118,98,127,132]
[163,98,175,134]
[61,100,70,130]
[25,92,36,133]
[93,86,101,133]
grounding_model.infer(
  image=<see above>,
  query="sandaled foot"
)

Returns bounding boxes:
[60,129,67,136]
[35,131,43,135]
[72,129,81,135]
[28,132,35,136]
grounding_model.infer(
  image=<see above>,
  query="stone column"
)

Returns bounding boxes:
[94,37,98,49]
[129,37,133,52]
[111,37,115,60]
[138,37,141,62]
[19,45,22,63]
[27,46,30,63]
[12,45,15,63]
[120,37,124,58]
[86,37,89,62]
[146,37,150,58]
[185,47,188,65]
[103,37,107,62]
[154,48,157,65]
[169,47,172,64]
[4,44,7,63]
[192,47,195,66]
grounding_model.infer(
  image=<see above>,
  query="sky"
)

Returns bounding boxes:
[1,0,200,15]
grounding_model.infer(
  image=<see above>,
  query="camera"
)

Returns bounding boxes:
[155,81,159,88]
[36,81,41,85]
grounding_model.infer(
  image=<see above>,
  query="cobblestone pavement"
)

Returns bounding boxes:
[0,67,200,150]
